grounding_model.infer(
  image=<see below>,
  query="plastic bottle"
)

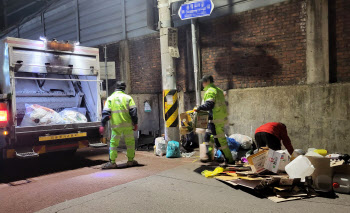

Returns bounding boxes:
[314,149,328,156]
[285,155,315,181]
[333,174,350,194]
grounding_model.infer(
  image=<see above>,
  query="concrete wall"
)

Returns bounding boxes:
[227,83,350,153]
[130,94,163,134]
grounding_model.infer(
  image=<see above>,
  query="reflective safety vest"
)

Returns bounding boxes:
[104,91,136,128]
[203,83,228,123]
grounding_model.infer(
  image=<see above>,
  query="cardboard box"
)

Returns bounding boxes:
[180,113,192,127]
[306,156,333,192]
[264,149,291,173]
[247,150,268,173]
[195,111,209,129]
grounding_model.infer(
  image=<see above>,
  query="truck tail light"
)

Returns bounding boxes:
[0,103,9,127]
[0,110,8,122]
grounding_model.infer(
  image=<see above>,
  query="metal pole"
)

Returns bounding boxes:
[75,0,80,43]
[191,18,203,145]
[191,19,201,107]
[104,45,108,97]
[158,0,179,142]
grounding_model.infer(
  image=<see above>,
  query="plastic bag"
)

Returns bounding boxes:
[59,109,87,124]
[166,141,181,158]
[201,167,224,178]
[182,132,198,152]
[21,104,64,126]
[155,137,167,156]
[231,150,238,161]
[227,137,241,152]
[229,134,253,150]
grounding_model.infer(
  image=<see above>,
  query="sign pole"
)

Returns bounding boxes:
[104,45,108,97]
[191,18,201,107]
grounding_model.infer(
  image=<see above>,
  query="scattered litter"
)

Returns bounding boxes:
[198,147,350,202]
[182,151,196,158]
[201,167,225,178]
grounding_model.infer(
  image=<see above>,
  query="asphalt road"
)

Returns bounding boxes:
[38,163,350,213]
[0,148,190,213]
[1,148,350,213]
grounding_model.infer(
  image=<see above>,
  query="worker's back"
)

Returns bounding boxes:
[107,91,134,127]
[205,84,227,121]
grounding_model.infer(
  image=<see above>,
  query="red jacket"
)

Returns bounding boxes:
[255,122,294,155]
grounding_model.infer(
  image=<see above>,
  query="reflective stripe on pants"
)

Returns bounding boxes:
[109,126,135,163]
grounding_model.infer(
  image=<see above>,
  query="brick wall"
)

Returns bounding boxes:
[129,34,162,94]
[199,0,307,90]
[98,0,350,95]
[334,0,350,82]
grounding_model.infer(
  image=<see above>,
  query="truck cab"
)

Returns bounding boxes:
[0,37,106,160]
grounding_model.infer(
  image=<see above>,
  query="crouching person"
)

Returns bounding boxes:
[255,122,294,155]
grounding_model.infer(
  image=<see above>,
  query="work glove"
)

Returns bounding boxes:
[99,126,105,135]
[133,124,138,131]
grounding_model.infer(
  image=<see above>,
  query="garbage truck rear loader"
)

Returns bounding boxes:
[0,37,106,160]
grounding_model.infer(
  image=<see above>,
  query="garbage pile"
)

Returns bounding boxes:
[21,104,88,127]
[201,147,350,203]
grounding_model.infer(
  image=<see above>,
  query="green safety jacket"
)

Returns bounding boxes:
[101,90,138,128]
[198,83,228,123]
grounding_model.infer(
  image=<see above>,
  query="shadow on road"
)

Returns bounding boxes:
[0,150,108,183]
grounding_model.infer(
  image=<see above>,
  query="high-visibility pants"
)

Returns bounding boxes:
[205,122,234,163]
[109,126,135,163]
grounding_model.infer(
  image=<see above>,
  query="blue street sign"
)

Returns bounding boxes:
[178,0,214,20]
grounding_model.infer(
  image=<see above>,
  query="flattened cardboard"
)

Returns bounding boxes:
[268,196,303,203]
[215,176,240,181]
[231,179,262,189]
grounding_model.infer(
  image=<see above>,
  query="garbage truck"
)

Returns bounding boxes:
[0,37,106,160]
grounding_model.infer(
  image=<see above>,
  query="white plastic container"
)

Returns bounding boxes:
[285,155,315,181]
[333,174,350,194]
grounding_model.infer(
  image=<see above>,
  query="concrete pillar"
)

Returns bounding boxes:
[306,0,329,84]
[119,40,131,94]
[158,0,179,142]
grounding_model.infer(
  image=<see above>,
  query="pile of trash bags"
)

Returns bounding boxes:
[224,134,254,161]
[21,104,87,127]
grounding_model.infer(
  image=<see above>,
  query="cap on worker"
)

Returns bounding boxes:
[200,75,214,83]
[116,81,126,90]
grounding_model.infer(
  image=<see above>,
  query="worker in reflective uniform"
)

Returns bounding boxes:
[99,81,138,169]
[195,75,234,164]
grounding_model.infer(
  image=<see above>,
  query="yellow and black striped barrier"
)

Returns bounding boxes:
[163,89,179,127]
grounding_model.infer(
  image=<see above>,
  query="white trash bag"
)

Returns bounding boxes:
[59,109,87,124]
[229,134,253,150]
[155,137,167,156]
[21,104,64,126]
